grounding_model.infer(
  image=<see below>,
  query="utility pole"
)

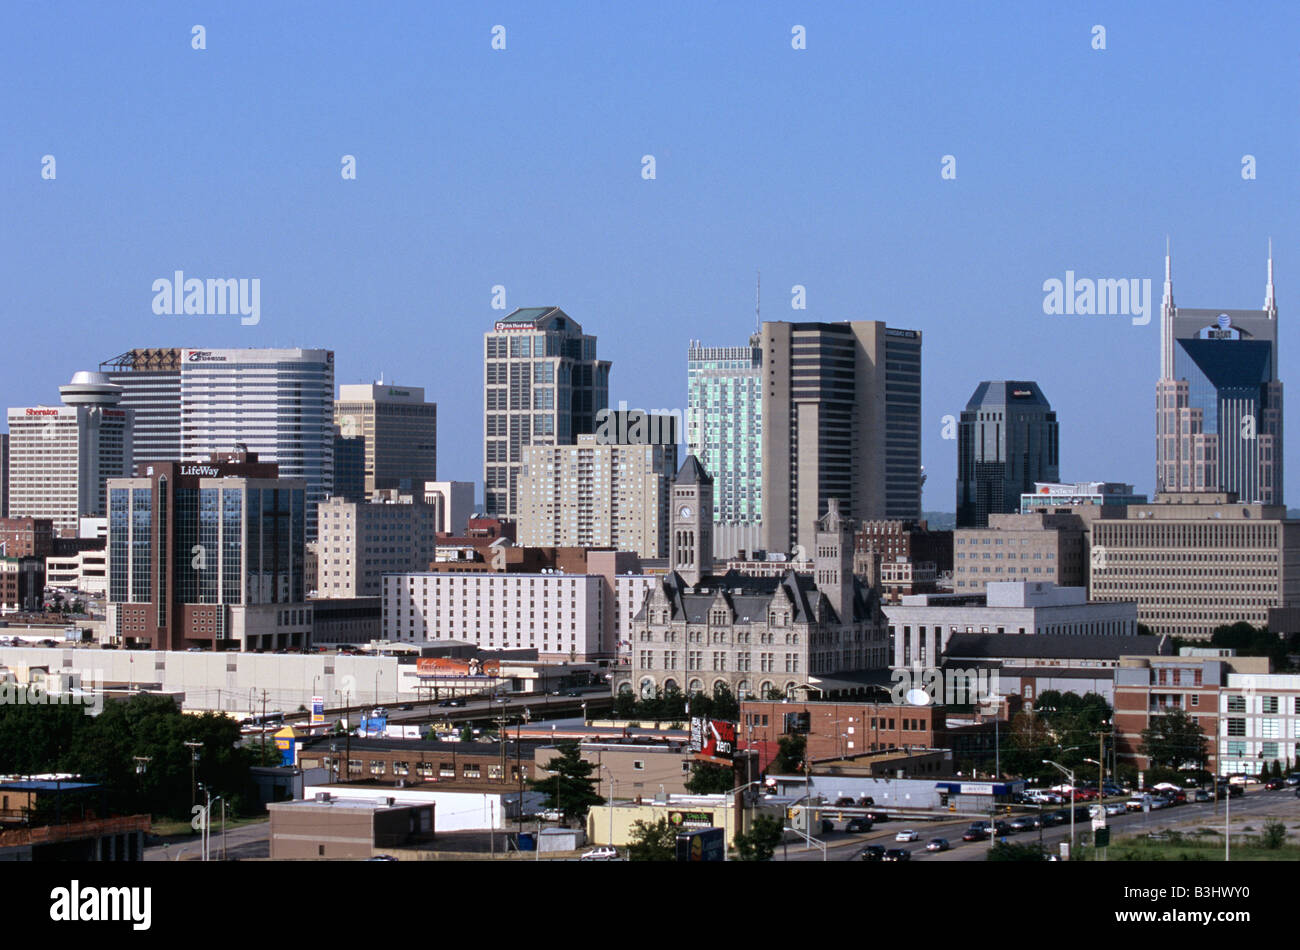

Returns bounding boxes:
[183,741,202,810]
[260,690,270,761]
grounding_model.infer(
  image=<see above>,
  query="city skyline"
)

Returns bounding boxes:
[3,5,1295,509]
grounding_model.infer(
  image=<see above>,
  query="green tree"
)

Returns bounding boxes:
[684,761,735,794]
[613,689,637,719]
[527,741,604,824]
[1140,709,1207,771]
[770,734,805,774]
[734,815,783,861]
[1210,621,1287,667]
[627,817,677,861]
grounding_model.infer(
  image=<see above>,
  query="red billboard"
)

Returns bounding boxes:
[690,717,737,764]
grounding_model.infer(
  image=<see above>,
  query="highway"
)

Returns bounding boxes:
[776,786,1300,862]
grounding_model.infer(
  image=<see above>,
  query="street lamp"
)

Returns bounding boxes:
[1043,759,1076,859]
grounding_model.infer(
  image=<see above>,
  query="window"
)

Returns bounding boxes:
[633,761,645,771]
[1227,695,1246,712]
[1226,718,1246,737]
[1262,696,1280,714]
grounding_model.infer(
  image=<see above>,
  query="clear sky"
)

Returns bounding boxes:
[2,1,1296,508]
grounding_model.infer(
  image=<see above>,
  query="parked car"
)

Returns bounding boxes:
[882,848,911,862]
[834,797,856,807]
[580,846,619,861]
[856,796,876,807]
[926,838,950,852]
[1105,802,1127,816]
[1125,797,1148,812]
[895,829,919,842]
[860,845,887,862]
[845,818,873,833]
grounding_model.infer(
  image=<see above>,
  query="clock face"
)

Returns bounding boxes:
[679,505,693,519]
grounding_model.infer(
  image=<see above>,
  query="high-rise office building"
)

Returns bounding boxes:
[100,348,183,468]
[1156,246,1284,504]
[317,493,442,598]
[482,307,610,520]
[102,347,335,539]
[180,348,334,540]
[334,383,437,497]
[956,381,1059,529]
[0,433,8,518]
[106,451,311,651]
[687,337,762,558]
[331,426,366,502]
[7,372,134,535]
[517,435,677,558]
[760,321,922,555]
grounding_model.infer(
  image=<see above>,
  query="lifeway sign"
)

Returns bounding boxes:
[179,465,221,477]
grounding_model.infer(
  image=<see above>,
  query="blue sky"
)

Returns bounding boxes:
[2,1,1296,508]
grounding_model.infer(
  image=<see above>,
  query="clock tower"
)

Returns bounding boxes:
[670,455,713,586]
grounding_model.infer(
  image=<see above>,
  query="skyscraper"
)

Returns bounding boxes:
[517,435,677,558]
[7,372,134,535]
[1156,245,1284,504]
[482,307,610,520]
[760,321,922,555]
[956,381,1059,528]
[106,451,310,651]
[334,382,437,497]
[687,337,762,558]
[103,346,339,538]
[180,348,334,540]
[100,348,183,467]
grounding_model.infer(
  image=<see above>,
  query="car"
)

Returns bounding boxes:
[863,810,889,823]
[962,823,990,842]
[1264,778,1285,791]
[1008,816,1036,832]
[1193,789,1212,802]
[565,691,581,697]
[926,838,950,852]
[580,846,619,861]
[1105,802,1126,816]
[1216,783,1244,799]
[834,797,856,807]
[895,829,919,842]
[1148,797,1168,810]
[1284,774,1300,787]
[859,845,886,862]
[856,796,876,807]
[882,848,911,862]
[1125,797,1148,812]
[845,818,873,833]
[993,820,1015,836]
[540,809,563,822]
[365,854,398,861]
[399,704,413,711]
[448,699,466,707]
[1042,812,1067,826]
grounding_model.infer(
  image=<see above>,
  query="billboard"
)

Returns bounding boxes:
[675,827,725,862]
[669,810,715,830]
[310,695,324,725]
[357,715,387,737]
[415,657,501,677]
[690,718,737,763]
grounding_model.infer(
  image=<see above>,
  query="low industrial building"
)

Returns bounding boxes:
[584,792,748,847]
[268,795,434,859]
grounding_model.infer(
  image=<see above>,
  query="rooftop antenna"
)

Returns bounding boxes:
[755,269,761,334]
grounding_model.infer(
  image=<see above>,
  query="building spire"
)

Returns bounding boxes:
[1265,238,1277,316]
[1161,236,1176,377]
